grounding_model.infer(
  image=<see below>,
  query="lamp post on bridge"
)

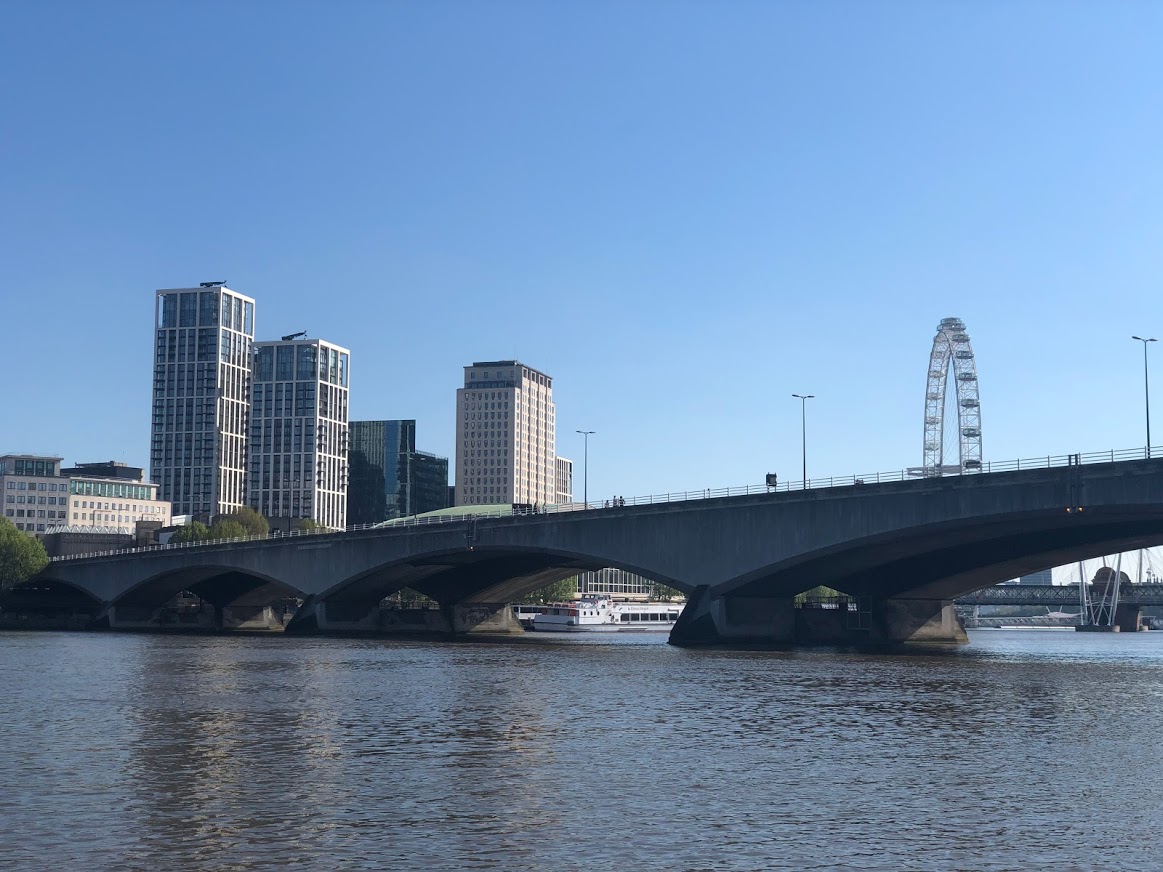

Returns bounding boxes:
[576,430,595,507]
[1133,336,1157,457]
[791,394,814,489]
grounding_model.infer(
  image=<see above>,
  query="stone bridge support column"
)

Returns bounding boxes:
[1114,603,1144,633]
[100,605,164,630]
[869,597,968,647]
[284,597,381,635]
[285,598,522,636]
[221,606,284,631]
[447,602,523,635]
[669,587,795,647]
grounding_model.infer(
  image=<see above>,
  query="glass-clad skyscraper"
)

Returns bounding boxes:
[249,337,350,530]
[151,284,254,517]
[347,420,449,524]
[411,451,451,517]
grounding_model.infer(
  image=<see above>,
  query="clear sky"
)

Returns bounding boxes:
[2,1,1161,500]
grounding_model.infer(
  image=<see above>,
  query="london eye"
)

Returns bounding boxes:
[922,317,982,476]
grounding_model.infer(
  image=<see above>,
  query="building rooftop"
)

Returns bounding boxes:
[465,360,552,383]
[254,336,350,353]
[62,461,147,482]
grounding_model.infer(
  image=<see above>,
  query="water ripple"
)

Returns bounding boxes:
[1,629,1162,870]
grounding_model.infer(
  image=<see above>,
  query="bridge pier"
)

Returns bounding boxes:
[1115,603,1144,633]
[870,597,968,647]
[221,606,285,631]
[100,604,165,630]
[285,598,522,636]
[669,588,796,646]
[284,597,379,634]
[448,602,523,635]
[670,589,966,648]
[97,603,284,631]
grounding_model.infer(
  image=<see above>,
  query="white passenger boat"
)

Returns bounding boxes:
[528,597,684,632]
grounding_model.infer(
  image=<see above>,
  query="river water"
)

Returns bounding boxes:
[3,629,1163,871]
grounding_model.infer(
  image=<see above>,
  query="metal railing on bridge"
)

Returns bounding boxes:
[48,444,1160,563]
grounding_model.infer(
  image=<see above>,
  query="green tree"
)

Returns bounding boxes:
[520,576,578,604]
[225,506,269,537]
[169,521,210,544]
[649,583,684,601]
[208,518,247,540]
[385,587,438,607]
[0,517,50,590]
[794,585,841,604]
[296,518,326,532]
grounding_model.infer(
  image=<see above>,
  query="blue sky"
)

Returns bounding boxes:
[2,1,1161,499]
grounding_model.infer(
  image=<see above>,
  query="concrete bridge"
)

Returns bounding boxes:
[19,455,1163,646]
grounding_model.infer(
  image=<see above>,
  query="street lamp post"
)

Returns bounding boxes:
[791,394,814,489]
[576,430,595,507]
[1133,336,1157,457]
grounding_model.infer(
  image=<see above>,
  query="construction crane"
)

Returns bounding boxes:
[281,331,308,341]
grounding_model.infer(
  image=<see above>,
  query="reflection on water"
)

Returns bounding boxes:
[3,630,1163,870]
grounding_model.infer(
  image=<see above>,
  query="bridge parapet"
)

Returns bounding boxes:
[47,445,1163,565]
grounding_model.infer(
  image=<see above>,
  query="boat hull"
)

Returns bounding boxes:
[529,623,676,633]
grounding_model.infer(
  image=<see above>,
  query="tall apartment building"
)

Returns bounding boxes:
[151,283,255,518]
[249,337,350,529]
[1,455,68,533]
[455,360,555,506]
[347,420,449,524]
[555,456,573,505]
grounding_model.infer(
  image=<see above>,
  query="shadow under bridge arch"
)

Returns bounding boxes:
[113,564,308,610]
[320,544,694,608]
[713,507,1163,603]
[5,576,104,615]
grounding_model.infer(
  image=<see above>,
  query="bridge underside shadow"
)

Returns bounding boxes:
[1,579,103,629]
[673,509,1163,648]
[286,547,688,636]
[94,567,306,631]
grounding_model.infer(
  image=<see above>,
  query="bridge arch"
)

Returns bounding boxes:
[110,564,307,610]
[5,576,104,613]
[318,544,693,608]
[714,506,1163,602]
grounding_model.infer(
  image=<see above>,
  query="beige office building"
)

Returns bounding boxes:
[1,455,69,534]
[3,456,171,536]
[455,360,556,506]
[64,465,171,533]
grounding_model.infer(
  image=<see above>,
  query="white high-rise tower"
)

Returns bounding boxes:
[249,337,350,529]
[151,283,254,518]
[455,360,556,507]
